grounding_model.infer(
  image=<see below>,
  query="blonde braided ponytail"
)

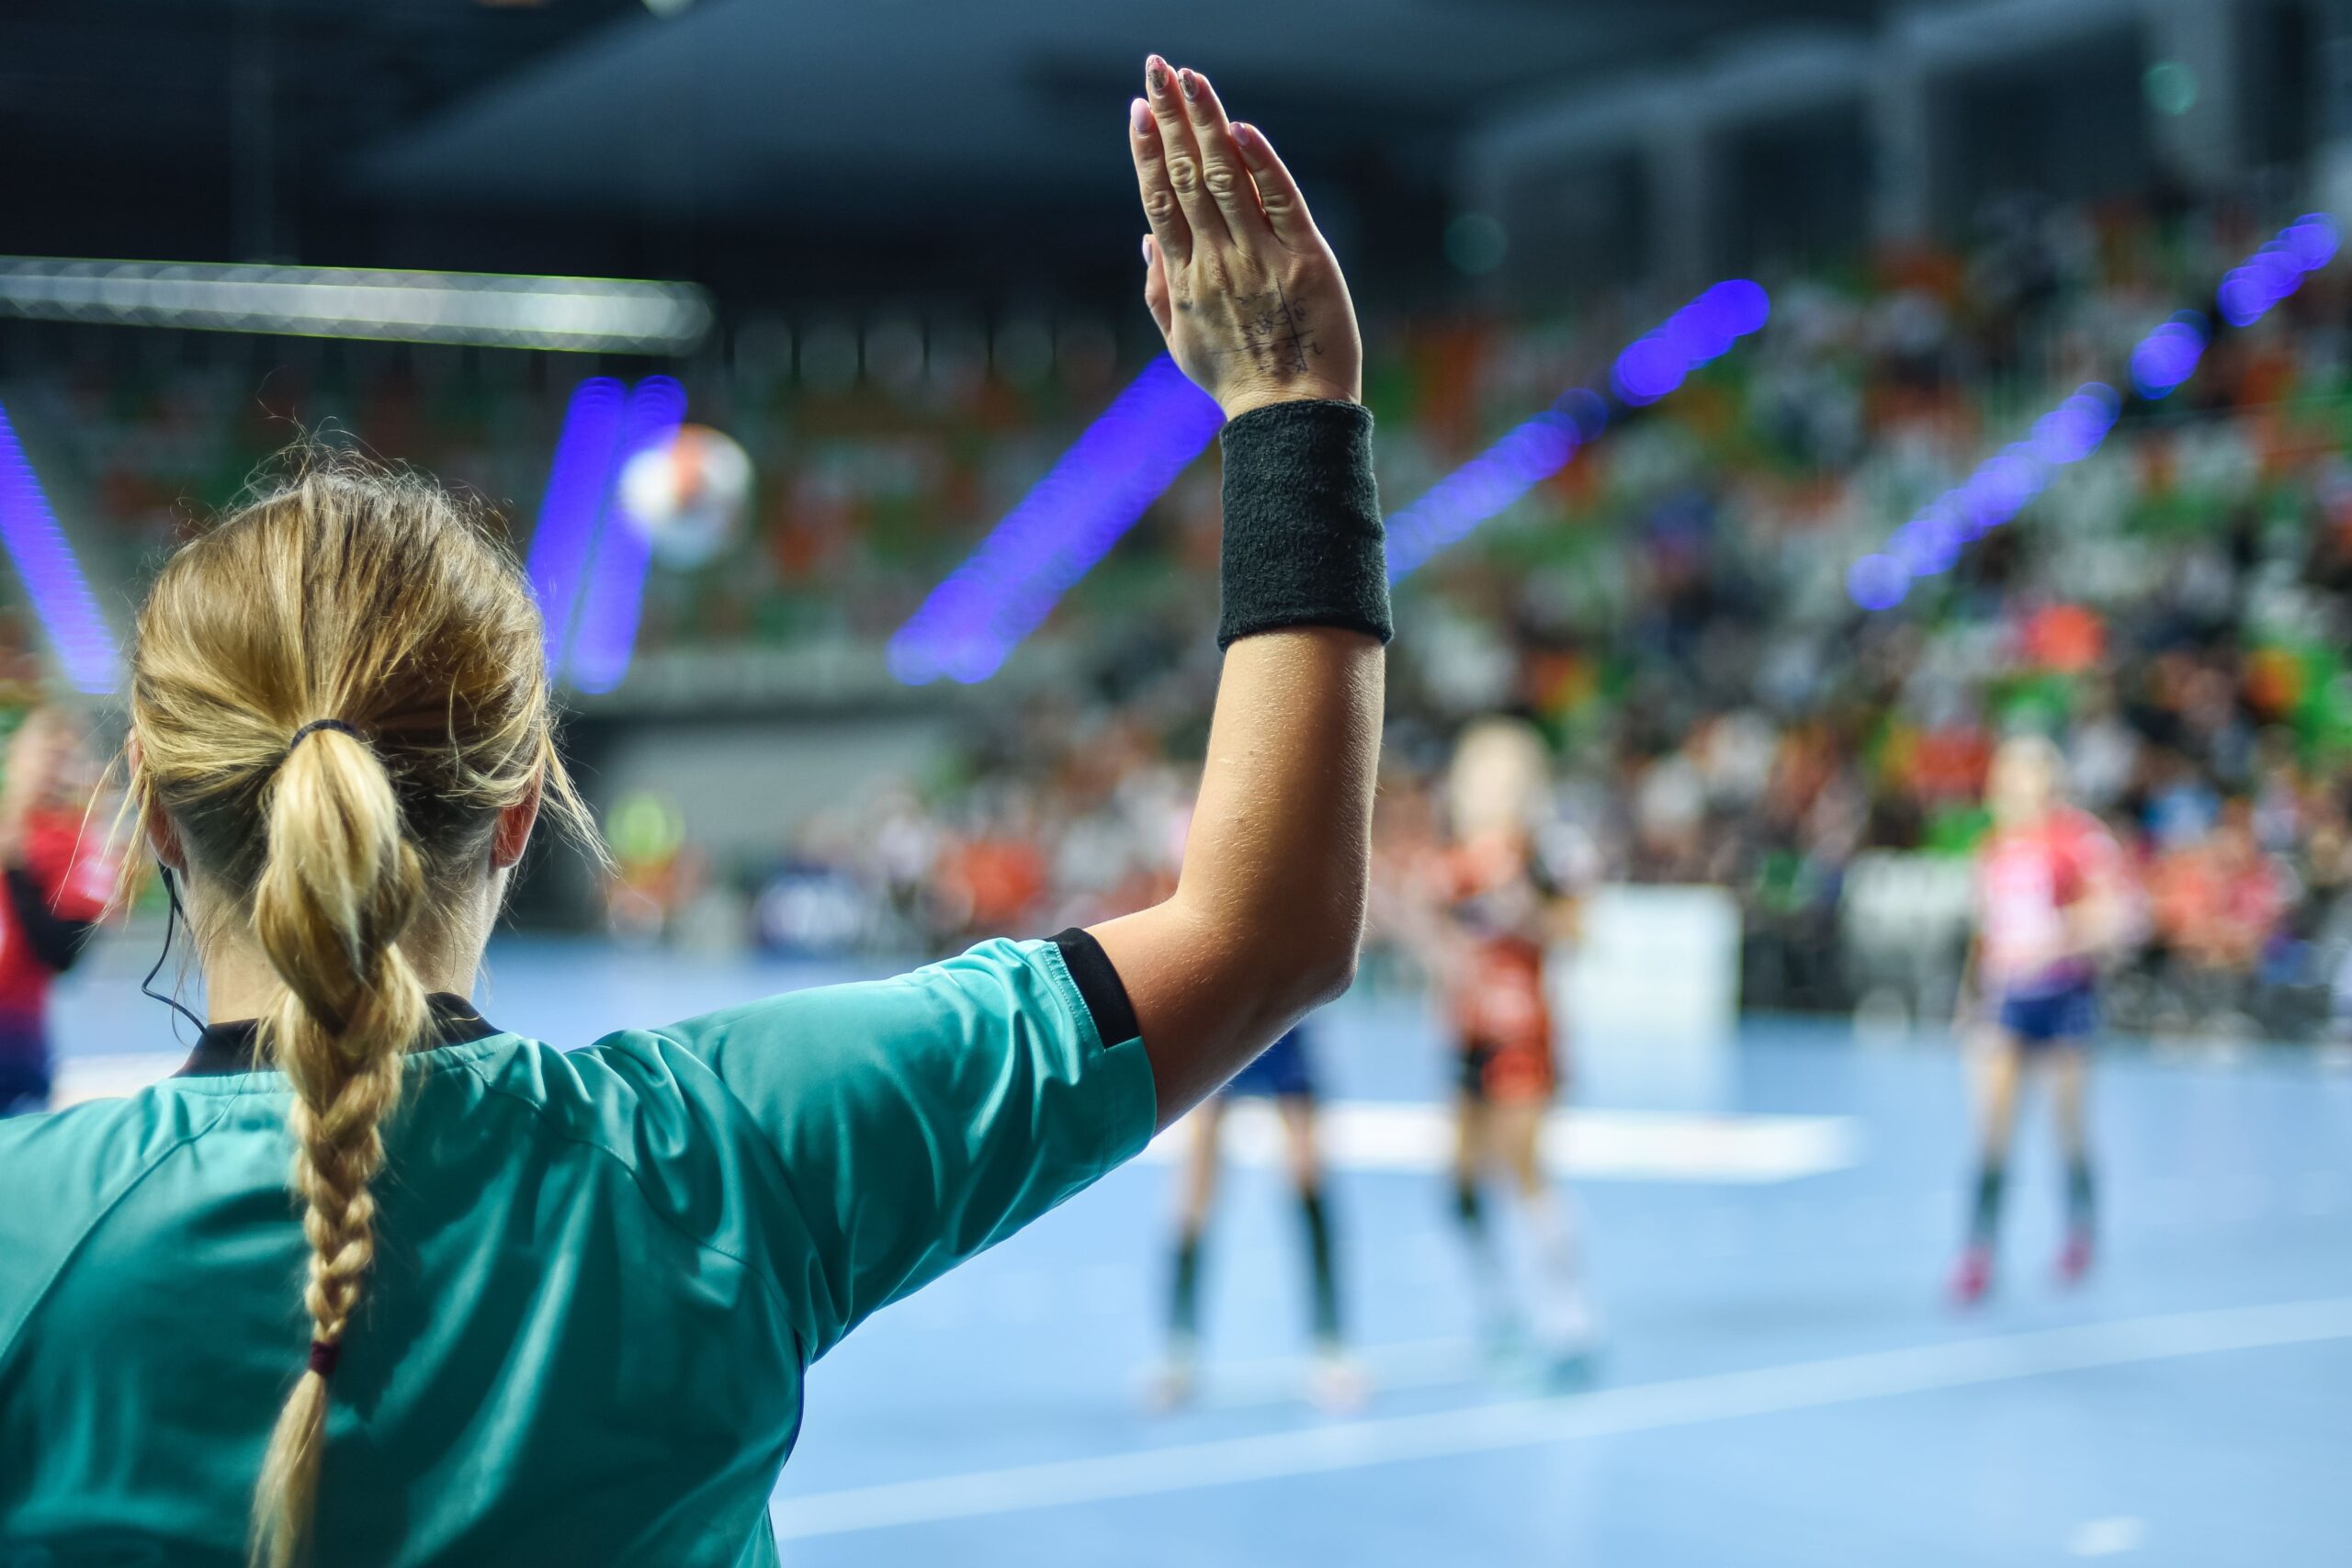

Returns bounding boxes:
[248,719,428,1568]
[124,453,597,1568]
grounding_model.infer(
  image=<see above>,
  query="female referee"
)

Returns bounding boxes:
[0,56,1388,1568]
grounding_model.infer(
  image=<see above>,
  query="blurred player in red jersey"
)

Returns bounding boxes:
[1950,733,2129,1303]
[0,708,114,1115]
[1402,717,1597,1380]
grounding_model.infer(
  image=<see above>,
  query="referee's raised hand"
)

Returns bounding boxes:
[1131,56,1362,421]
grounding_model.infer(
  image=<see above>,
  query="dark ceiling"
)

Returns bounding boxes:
[1,0,1908,307]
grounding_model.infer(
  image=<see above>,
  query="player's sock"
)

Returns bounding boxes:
[1968,1162,2007,1246]
[2064,1156,2096,1235]
[1452,1176,1485,1236]
[1169,1228,1204,1345]
[1524,1190,1596,1353]
[2057,1156,2098,1282]
[1449,1179,1515,1345]
[1298,1187,1341,1344]
[1949,1164,2004,1305]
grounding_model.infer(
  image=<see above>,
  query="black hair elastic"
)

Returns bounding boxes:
[286,718,361,754]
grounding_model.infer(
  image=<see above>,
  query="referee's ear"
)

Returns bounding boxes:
[491,775,543,872]
[128,737,188,876]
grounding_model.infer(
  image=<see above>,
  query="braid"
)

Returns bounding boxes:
[249,726,427,1568]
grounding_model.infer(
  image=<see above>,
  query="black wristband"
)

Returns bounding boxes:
[1216,399,1393,650]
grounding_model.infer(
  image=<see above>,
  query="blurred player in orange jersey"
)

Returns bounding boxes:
[1949,733,2129,1304]
[1397,717,1597,1381]
[0,707,115,1115]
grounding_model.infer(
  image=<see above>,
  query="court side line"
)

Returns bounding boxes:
[772,1295,2352,1540]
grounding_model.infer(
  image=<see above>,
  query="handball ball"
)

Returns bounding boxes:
[618,423,753,570]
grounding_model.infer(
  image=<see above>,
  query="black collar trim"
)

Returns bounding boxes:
[173,994,500,1077]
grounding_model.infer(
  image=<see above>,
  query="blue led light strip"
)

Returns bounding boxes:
[568,377,687,695]
[525,378,628,672]
[889,355,1225,684]
[0,400,120,695]
[1386,279,1770,582]
[1850,213,2341,611]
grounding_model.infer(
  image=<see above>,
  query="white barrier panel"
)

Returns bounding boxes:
[1557,884,1742,1106]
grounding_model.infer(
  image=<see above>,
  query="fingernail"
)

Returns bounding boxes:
[1179,69,1201,101]
[1142,236,1154,265]
[1233,122,1261,155]
[1131,96,1150,133]
[1147,58,1167,95]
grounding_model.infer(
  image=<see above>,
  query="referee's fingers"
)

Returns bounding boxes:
[1232,122,1317,254]
[1146,55,1227,249]
[1179,70,1274,254]
[1130,96,1192,268]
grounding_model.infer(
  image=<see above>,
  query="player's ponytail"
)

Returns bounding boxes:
[248,718,428,1568]
[124,453,597,1568]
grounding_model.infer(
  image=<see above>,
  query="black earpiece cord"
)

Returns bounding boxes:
[141,863,210,1041]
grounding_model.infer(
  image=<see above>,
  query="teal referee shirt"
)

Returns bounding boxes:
[0,933,1157,1565]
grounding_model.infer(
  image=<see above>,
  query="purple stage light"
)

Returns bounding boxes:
[566,377,686,695]
[1890,515,1961,578]
[2217,215,2340,327]
[1396,280,1770,581]
[2284,213,2340,270]
[1709,279,1772,336]
[1384,412,1582,581]
[1611,333,1687,404]
[1555,387,1610,439]
[1663,297,1735,363]
[889,355,1224,684]
[2217,272,2267,328]
[2129,317,2206,400]
[0,400,120,694]
[1856,380,2121,610]
[1613,278,1770,407]
[1848,553,1908,611]
[525,377,628,671]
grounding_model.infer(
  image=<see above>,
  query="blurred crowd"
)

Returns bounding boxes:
[9,191,2352,1041]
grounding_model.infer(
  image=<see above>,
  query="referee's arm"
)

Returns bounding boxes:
[1090,62,1385,1128]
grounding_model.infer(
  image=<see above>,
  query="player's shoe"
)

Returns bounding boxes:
[1142,1343,1199,1414]
[1539,1341,1600,1393]
[1306,1347,1370,1416]
[1479,1306,1526,1367]
[2054,1228,2095,1286]
[1947,1242,1994,1307]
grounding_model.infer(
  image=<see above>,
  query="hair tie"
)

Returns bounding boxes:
[286,718,361,755]
[307,1339,343,1379]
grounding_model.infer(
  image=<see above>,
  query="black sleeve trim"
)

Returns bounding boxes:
[1053,927,1141,1048]
[6,866,96,974]
[1216,399,1393,649]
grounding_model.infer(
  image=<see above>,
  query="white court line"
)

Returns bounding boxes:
[771,1296,2352,1540]
[1139,1100,1858,1184]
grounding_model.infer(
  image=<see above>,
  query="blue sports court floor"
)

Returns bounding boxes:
[49,937,2352,1566]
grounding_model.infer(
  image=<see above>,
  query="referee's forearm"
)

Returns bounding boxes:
[1092,627,1382,1121]
[1180,626,1383,994]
